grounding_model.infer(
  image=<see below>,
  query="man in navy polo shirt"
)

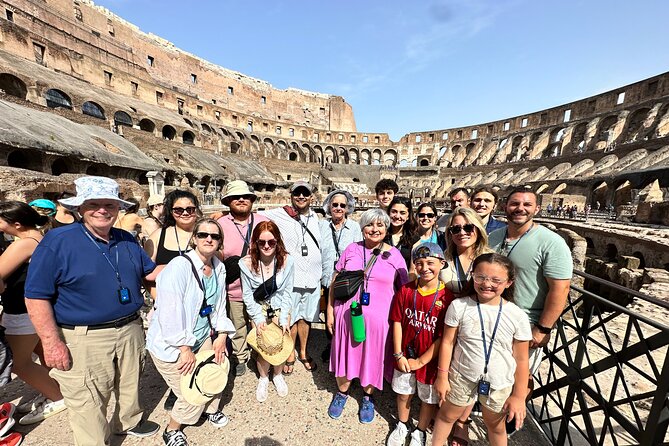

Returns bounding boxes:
[25,176,160,446]
[470,186,506,234]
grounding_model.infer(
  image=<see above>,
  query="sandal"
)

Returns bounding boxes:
[298,355,318,372]
[448,418,471,446]
[283,360,295,376]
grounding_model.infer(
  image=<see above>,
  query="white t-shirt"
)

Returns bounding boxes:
[444,296,532,389]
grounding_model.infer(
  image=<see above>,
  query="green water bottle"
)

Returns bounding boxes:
[350,301,366,343]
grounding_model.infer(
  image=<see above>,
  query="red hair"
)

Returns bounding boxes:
[250,221,288,273]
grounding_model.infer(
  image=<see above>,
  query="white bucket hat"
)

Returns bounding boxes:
[220,180,257,205]
[58,176,134,210]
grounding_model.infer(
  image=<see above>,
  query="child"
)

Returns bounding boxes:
[387,243,455,446]
[431,253,532,446]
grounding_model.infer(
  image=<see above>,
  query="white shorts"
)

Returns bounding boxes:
[1,313,36,335]
[529,346,544,376]
[391,369,439,404]
[291,287,320,324]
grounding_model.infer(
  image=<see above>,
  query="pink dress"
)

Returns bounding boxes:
[329,242,409,390]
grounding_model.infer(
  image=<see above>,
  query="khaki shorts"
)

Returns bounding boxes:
[446,372,512,414]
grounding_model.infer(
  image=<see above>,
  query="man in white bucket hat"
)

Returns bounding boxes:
[25,176,161,445]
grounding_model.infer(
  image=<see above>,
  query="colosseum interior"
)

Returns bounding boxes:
[0,0,667,296]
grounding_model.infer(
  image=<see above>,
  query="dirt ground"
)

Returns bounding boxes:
[1,327,550,446]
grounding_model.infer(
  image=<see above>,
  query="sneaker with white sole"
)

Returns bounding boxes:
[256,377,269,402]
[162,428,187,446]
[16,395,46,414]
[409,428,426,446]
[386,421,408,446]
[206,411,229,428]
[272,375,288,397]
[18,398,66,425]
[0,402,16,437]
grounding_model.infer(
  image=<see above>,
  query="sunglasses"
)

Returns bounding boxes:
[229,195,254,202]
[417,212,435,219]
[256,239,277,248]
[448,224,476,235]
[195,232,222,241]
[172,206,197,216]
[331,203,347,209]
[291,189,312,197]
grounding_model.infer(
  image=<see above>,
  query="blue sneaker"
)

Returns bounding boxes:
[328,392,348,420]
[359,395,375,424]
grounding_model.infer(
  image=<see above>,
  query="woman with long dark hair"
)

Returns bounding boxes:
[0,201,65,425]
[239,221,295,402]
[385,197,415,269]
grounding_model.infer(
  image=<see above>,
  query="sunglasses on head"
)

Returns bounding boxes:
[172,206,197,216]
[331,203,347,209]
[256,239,277,248]
[195,232,222,241]
[417,212,435,219]
[448,224,476,235]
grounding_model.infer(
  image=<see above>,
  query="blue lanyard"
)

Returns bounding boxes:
[81,226,124,288]
[476,297,503,376]
[259,257,277,299]
[409,281,441,342]
[501,223,534,258]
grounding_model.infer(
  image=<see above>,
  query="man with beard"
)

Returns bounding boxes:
[262,181,334,375]
[488,188,572,434]
[470,186,506,234]
[217,180,268,376]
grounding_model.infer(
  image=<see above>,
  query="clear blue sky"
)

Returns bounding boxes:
[96,0,669,141]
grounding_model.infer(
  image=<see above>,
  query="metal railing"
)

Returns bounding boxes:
[530,270,669,446]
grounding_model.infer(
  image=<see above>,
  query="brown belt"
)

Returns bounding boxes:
[58,312,140,330]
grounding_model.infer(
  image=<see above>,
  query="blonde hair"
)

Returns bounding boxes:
[445,207,492,262]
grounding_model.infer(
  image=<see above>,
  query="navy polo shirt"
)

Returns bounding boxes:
[486,217,507,235]
[25,222,156,326]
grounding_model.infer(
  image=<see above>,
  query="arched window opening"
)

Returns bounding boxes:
[139,119,156,133]
[51,158,69,176]
[45,89,72,110]
[289,152,298,161]
[114,111,133,127]
[7,151,30,169]
[420,159,429,166]
[183,131,195,145]
[0,74,27,99]
[162,125,176,140]
[82,101,105,120]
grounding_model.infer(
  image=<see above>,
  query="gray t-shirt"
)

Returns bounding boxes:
[488,224,573,323]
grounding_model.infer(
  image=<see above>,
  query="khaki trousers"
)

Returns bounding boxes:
[227,299,250,363]
[150,337,221,425]
[50,319,145,446]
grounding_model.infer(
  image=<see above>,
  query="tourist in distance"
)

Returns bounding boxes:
[239,221,295,402]
[0,202,66,425]
[385,196,415,269]
[262,181,334,376]
[375,179,399,212]
[319,189,362,362]
[24,176,161,445]
[488,188,572,435]
[141,194,165,239]
[436,188,470,232]
[145,190,202,410]
[327,208,409,424]
[146,217,235,446]
[216,180,269,377]
[115,198,144,242]
[432,253,532,446]
[51,191,78,228]
[386,243,454,446]
[27,199,56,218]
[412,202,447,250]
[470,187,506,235]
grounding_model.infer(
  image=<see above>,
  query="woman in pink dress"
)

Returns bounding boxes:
[326,208,409,424]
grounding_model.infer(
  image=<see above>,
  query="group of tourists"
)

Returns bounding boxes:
[0,174,573,446]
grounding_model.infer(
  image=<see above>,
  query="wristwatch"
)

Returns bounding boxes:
[534,323,552,334]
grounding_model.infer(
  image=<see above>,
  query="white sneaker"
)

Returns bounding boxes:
[387,421,409,446]
[272,374,288,397]
[256,377,269,403]
[18,398,66,425]
[17,395,47,414]
[409,428,426,446]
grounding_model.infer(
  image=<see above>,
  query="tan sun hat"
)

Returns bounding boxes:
[147,195,165,207]
[247,323,294,366]
[220,180,256,205]
[179,349,230,406]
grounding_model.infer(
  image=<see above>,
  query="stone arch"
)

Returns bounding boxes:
[139,118,155,133]
[276,140,288,159]
[591,181,609,206]
[632,251,646,269]
[360,149,371,166]
[613,179,633,206]
[384,149,398,166]
[262,138,275,157]
[605,243,618,260]
[585,237,595,254]
[419,159,429,166]
[451,144,464,166]
[536,183,550,194]
[349,148,359,164]
[302,143,316,163]
[183,118,194,128]
[438,146,448,162]
[288,152,298,161]
[594,115,619,148]
[0,73,27,99]
[372,149,382,165]
[201,123,213,134]
[465,142,476,159]
[162,125,177,140]
[545,127,566,157]
[235,131,245,141]
[82,101,105,120]
[622,107,651,142]
[7,150,31,169]
[51,158,70,176]
[571,122,588,153]
[182,130,195,145]
[506,135,524,162]
[324,146,336,164]
[314,145,323,164]
[86,165,101,176]
[114,111,133,127]
[44,89,72,110]
[553,183,568,194]
[230,141,240,154]
[338,147,349,164]
[219,127,231,138]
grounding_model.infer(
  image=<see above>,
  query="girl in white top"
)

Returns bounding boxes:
[432,253,532,446]
[239,221,295,402]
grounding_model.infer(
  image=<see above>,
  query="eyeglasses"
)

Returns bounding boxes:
[417,212,435,219]
[172,206,197,216]
[331,203,347,209]
[473,274,506,286]
[448,224,476,235]
[229,195,254,202]
[256,239,277,248]
[194,232,222,241]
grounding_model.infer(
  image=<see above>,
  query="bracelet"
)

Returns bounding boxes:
[393,352,404,359]
[437,366,448,374]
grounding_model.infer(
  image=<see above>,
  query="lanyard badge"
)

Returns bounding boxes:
[301,243,308,256]
[476,297,503,396]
